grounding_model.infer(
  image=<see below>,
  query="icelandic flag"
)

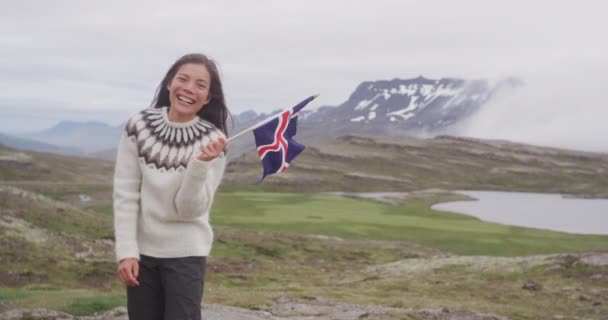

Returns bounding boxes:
[253,95,317,183]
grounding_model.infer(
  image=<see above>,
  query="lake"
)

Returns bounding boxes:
[432,191,608,235]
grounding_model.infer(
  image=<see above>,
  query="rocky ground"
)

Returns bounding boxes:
[2,298,604,320]
[0,300,512,320]
[2,253,607,320]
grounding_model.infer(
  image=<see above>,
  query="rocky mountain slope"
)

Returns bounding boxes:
[303,76,520,135]
[224,134,608,196]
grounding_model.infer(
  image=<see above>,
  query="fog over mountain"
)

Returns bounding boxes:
[299,76,520,136]
[457,62,608,153]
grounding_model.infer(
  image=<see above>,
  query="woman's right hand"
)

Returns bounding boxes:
[117,258,140,287]
[196,138,227,162]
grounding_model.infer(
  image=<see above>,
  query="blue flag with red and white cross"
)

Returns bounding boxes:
[252,95,317,183]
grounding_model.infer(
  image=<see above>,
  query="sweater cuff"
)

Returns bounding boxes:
[116,242,139,262]
[187,154,223,178]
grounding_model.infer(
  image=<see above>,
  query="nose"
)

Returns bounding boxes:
[183,80,195,93]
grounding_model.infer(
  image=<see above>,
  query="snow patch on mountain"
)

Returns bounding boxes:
[234,76,521,139]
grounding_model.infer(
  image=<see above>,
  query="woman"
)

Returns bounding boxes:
[113,53,229,320]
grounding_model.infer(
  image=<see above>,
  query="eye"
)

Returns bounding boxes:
[176,76,187,82]
[197,84,207,90]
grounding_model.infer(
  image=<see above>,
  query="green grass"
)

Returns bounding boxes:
[3,189,608,318]
[0,190,113,239]
[0,287,124,316]
[85,204,114,217]
[64,296,124,316]
[212,192,608,256]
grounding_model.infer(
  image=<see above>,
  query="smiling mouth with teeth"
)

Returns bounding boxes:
[177,95,195,105]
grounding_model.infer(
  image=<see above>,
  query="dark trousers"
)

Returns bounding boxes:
[127,255,207,320]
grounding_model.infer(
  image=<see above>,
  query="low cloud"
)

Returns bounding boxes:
[459,57,608,153]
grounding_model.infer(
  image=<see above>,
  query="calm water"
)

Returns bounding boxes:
[325,192,408,199]
[432,191,608,235]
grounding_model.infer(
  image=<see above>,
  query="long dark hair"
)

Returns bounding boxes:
[151,53,230,136]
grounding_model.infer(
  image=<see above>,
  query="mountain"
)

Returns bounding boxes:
[226,76,522,158]
[9,76,519,158]
[303,76,521,135]
[0,132,81,155]
[23,121,122,154]
[234,76,520,135]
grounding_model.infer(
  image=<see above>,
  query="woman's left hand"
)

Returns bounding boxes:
[196,138,227,162]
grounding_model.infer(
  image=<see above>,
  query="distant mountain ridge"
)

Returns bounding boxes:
[0,132,81,155]
[8,76,521,157]
[22,120,123,154]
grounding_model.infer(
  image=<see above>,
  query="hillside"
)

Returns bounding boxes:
[0,133,81,156]
[224,134,608,196]
[0,145,117,296]
[7,133,608,197]
[0,145,114,184]
[1,138,608,319]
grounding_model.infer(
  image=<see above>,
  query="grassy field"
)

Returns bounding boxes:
[0,287,124,316]
[2,188,608,319]
[212,191,608,256]
[207,191,608,319]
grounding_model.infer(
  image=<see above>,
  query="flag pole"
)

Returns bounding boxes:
[227,112,281,142]
[227,94,319,142]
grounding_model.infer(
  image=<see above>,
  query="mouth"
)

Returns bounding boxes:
[177,95,195,105]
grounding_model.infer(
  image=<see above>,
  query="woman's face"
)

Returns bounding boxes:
[166,63,212,120]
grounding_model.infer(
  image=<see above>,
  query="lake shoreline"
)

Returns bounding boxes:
[324,189,608,235]
[432,190,608,235]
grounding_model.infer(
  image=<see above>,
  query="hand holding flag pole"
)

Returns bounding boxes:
[227,94,319,183]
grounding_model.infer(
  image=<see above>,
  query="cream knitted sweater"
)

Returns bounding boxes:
[113,106,226,261]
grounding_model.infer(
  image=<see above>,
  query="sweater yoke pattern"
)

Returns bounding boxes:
[125,107,216,172]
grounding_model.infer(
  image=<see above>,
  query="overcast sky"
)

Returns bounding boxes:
[1,0,607,151]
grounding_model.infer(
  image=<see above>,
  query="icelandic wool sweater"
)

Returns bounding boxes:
[113,106,226,261]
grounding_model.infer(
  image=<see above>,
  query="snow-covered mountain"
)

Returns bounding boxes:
[300,76,521,136]
[225,76,521,157]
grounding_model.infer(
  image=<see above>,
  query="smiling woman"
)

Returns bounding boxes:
[151,53,229,135]
[113,53,231,320]
[166,63,212,122]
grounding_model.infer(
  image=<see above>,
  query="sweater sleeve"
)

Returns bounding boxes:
[113,131,142,261]
[174,153,226,220]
